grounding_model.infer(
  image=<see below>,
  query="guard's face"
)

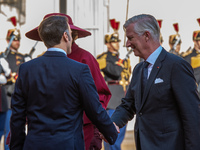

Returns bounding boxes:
[110,42,120,51]
[175,44,181,53]
[195,40,200,50]
[125,23,146,58]
[9,40,20,51]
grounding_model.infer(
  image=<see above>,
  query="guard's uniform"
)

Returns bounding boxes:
[0,28,26,150]
[97,50,131,150]
[97,19,131,150]
[0,57,11,139]
[182,18,200,96]
[0,49,26,100]
[0,49,26,150]
[182,48,200,94]
[97,51,131,109]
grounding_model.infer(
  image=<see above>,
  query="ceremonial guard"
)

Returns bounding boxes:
[182,18,200,95]
[0,57,11,146]
[0,17,30,150]
[169,23,182,56]
[97,19,131,150]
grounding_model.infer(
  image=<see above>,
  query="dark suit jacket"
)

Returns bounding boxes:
[10,51,118,150]
[68,43,111,124]
[111,48,200,150]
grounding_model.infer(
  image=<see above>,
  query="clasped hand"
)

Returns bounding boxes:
[99,122,120,143]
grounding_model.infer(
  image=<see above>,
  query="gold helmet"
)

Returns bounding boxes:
[6,16,20,41]
[105,32,121,44]
[169,23,181,45]
[193,18,200,41]
[157,19,163,44]
[105,19,121,44]
[6,29,21,41]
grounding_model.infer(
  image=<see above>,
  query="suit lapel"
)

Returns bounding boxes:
[139,48,167,110]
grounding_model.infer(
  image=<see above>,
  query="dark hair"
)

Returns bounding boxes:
[38,16,69,48]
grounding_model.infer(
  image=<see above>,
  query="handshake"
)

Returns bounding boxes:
[100,122,120,143]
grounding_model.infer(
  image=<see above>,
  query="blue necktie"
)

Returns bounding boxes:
[141,61,149,98]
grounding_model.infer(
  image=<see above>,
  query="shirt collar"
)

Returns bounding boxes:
[47,47,66,55]
[146,46,162,65]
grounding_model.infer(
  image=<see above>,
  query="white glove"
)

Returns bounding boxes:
[24,56,31,62]
[0,74,7,84]
[0,58,11,77]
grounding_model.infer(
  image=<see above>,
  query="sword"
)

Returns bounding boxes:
[172,36,181,52]
[28,41,38,58]
[124,48,133,60]
[3,34,16,58]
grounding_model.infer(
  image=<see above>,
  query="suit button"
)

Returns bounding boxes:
[139,112,143,116]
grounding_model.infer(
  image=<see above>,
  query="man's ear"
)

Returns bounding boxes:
[63,32,69,42]
[144,31,150,41]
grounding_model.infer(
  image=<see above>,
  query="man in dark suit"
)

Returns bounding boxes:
[110,14,200,150]
[10,15,118,150]
[25,13,112,150]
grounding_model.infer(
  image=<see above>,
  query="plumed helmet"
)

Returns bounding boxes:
[169,34,181,45]
[193,18,200,41]
[105,32,121,44]
[169,23,181,45]
[6,29,21,41]
[105,19,121,44]
[193,30,200,41]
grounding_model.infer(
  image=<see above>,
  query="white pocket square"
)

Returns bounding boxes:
[154,78,164,84]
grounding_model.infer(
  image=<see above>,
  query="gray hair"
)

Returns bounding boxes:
[124,14,160,42]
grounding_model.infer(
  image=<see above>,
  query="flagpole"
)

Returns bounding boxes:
[107,0,110,32]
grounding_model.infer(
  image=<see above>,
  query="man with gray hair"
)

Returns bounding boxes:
[109,14,200,150]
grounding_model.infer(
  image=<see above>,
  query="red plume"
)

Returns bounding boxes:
[197,18,200,26]
[157,20,162,28]
[193,32,198,39]
[8,16,17,27]
[115,21,120,30]
[110,19,120,31]
[173,23,179,33]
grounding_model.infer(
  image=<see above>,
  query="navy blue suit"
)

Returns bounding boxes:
[111,49,200,150]
[10,51,118,150]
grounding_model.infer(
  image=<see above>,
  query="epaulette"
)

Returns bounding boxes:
[37,51,45,57]
[96,52,107,70]
[17,52,25,56]
[181,48,193,57]
[0,51,4,57]
[96,52,107,59]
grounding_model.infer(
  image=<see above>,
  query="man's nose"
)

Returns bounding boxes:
[126,40,131,47]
